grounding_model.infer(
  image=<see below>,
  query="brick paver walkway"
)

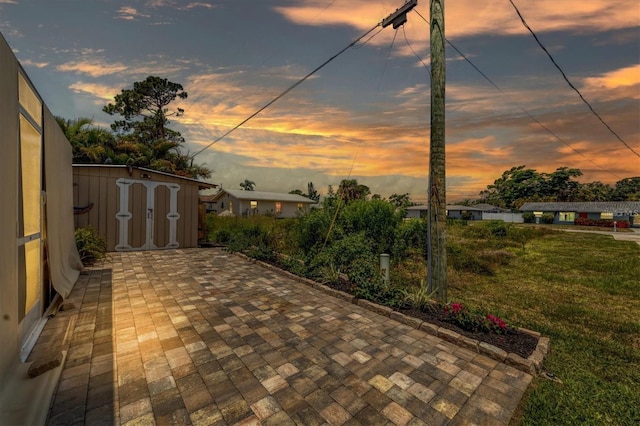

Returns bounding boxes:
[36,248,532,425]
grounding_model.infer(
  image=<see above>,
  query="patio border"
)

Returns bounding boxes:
[235,252,550,375]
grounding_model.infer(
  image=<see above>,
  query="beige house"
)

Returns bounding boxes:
[73,165,216,251]
[211,189,316,218]
[0,32,83,424]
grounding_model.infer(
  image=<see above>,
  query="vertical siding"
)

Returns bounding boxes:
[73,165,207,250]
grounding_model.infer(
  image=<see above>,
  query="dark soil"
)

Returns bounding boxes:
[322,278,538,359]
[397,306,538,358]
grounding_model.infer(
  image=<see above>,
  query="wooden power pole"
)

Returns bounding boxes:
[428,0,447,301]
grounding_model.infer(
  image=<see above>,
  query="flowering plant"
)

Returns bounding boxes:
[442,302,510,335]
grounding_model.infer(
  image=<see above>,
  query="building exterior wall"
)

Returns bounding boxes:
[1,32,82,415]
[215,192,310,218]
[0,31,21,399]
[73,166,204,251]
[482,212,524,223]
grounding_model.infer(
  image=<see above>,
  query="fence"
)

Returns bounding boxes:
[482,212,524,223]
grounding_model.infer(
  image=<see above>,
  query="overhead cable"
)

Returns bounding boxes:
[191,22,381,158]
[508,0,639,158]
[413,8,623,180]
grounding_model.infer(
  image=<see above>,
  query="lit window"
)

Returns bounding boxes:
[559,212,575,222]
[251,200,258,209]
[275,202,282,214]
[601,212,613,220]
[229,201,233,212]
[533,211,543,217]
[297,203,303,210]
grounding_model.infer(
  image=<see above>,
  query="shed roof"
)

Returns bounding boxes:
[213,189,316,204]
[73,164,217,189]
[519,201,640,213]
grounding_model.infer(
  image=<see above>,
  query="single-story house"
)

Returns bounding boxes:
[200,193,218,214]
[473,203,510,213]
[73,165,217,251]
[211,189,316,218]
[406,204,483,220]
[519,201,640,226]
[1,32,83,424]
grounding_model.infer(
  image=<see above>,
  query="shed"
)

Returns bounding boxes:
[73,165,216,251]
[211,189,316,218]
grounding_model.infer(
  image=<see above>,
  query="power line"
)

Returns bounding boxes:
[412,8,623,180]
[378,28,398,90]
[191,22,381,158]
[402,25,430,75]
[508,0,639,158]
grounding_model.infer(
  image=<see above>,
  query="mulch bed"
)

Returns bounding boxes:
[322,278,538,359]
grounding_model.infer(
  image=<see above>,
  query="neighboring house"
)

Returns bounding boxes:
[473,203,510,213]
[474,203,523,222]
[73,165,217,251]
[200,193,218,214]
[1,32,83,424]
[519,201,640,226]
[212,189,316,218]
[406,204,483,220]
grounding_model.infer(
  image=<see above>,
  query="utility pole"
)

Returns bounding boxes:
[428,0,447,301]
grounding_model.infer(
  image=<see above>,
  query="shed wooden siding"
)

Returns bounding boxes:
[73,166,203,251]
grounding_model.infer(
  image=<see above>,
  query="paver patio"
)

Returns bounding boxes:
[32,248,533,425]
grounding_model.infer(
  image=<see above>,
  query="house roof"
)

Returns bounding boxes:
[213,189,316,204]
[73,164,217,189]
[406,204,482,211]
[473,203,508,212]
[519,201,640,213]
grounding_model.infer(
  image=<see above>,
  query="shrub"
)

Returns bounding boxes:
[350,257,403,308]
[541,213,555,224]
[442,302,510,334]
[522,212,536,223]
[75,225,107,265]
[485,220,509,237]
[575,217,630,228]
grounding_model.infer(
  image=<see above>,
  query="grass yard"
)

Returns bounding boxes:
[447,230,640,425]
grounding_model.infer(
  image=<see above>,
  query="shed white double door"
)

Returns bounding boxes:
[115,178,181,251]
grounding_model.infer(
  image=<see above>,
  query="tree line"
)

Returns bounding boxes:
[474,166,639,210]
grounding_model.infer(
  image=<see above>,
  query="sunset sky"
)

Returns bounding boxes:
[2,0,638,201]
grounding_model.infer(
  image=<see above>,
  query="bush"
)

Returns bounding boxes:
[75,225,107,265]
[485,220,509,237]
[392,219,428,259]
[522,212,536,223]
[575,217,630,228]
[541,213,555,224]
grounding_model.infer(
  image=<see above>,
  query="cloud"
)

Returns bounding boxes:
[181,2,215,10]
[582,64,640,100]
[57,59,128,77]
[20,59,49,68]
[68,81,120,103]
[275,0,640,42]
[115,6,151,21]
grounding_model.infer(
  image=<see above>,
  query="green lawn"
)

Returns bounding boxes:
[448,231,640,425]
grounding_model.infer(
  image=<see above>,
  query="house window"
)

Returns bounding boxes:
[533,211,543,217]
[275,202,282,214]
[559,212,575,222]
[251,200,258,209]
[601,212,613,220]
[297,203,303,210]
[229,201,233,212]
